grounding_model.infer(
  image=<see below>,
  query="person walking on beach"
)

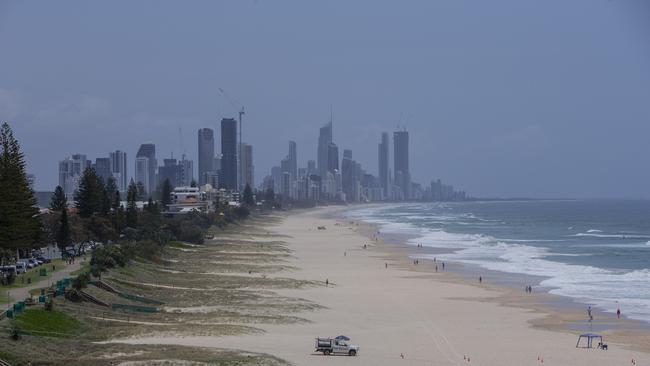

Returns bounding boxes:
[385,262,388,269]
[479,276,482,284]
[617,308,621,319]
[325,279,328,287]
[587,306,593,321]
[442,262,445,270]
[435,265,438,272]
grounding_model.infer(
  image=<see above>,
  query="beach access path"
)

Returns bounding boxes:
[3,259,84,306]
[114,207,649,366]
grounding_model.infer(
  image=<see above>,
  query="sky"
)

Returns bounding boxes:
[1,0,649,198]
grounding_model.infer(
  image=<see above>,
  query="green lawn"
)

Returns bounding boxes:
[1,259,67,290]
[12,309,82,338]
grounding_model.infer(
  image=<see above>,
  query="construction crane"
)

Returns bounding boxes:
[218,88,245,191]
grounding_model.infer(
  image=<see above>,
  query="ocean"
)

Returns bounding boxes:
[346,200,650,323]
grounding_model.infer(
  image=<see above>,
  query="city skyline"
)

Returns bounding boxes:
[3,1,650,198]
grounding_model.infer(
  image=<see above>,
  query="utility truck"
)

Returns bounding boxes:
[315,336,359,356]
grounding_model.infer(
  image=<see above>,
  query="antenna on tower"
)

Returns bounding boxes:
[330,104,333,124]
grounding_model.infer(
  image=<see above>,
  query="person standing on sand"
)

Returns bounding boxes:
[442,262,445,270]
[385,262,388,269]
[588,306,593,321]
[617,308,621,319]
[325,279,328,287]
[435,265,438,272]
[479,276,482,283]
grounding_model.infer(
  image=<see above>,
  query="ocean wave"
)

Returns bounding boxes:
[574,233,650,239]
[348,204,650,322]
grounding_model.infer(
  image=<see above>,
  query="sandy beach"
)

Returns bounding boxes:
[113,206,650,365]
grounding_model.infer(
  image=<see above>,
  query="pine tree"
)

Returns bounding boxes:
[126,180,138,228]
[243,184,255,207]
[50,186,68,211]
[190,179,197,188]
[136,181,146,201]
[112,190,121,211]
[105,177,117,209]
[100,182,111,217]
[161,178,172,210]
[75,167,103,218]
[0,122,41,255]
[56,207,72,251]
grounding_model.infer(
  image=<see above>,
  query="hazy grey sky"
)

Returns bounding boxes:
[1,0,649,198]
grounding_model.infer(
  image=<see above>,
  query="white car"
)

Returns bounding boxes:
[15,262,27,274]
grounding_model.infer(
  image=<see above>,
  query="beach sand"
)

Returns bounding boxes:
[114,207,649,365]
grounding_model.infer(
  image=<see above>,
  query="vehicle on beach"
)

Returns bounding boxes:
[315,336,359,356]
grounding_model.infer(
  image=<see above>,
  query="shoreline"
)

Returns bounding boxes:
[335,204,650,352]
[107,206,650,365]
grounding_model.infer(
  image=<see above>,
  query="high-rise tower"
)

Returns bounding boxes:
[198,128,214,186]
[393,130,410,200]
[317,122,332,178]
[136,143,156,195]
[220,118,238,190]
[378,132,389,199]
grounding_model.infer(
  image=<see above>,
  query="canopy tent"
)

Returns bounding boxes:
[576,333,603,348]
[335,335,350,341]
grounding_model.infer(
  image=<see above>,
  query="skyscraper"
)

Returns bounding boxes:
[94,157,112,184]
[158,158,180,188]
[378,132,389,199]
[341,149,356,202]
[393,130,410,200]
[179,155,194,187]
[288,140,297,182]
[198,128,214,186]
[240,143,254,189]
[327,142,339,173]
[220,118,238,190]
[109,150,128,192]
[136,143,156,195]
[134,156,149,195]
[58,154,90,196]
[317,122,332,178]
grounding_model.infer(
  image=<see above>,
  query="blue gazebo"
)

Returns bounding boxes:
[576,333,603,348]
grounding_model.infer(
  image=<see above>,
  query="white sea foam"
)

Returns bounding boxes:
[348,206,650,323]
[575,233,650,239]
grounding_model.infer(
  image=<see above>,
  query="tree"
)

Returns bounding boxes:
[50,186,68,211]
[75,167,103,218]
[161,178,172,210]
[136,181,146,201]
[55,207,72,251]
[112,190,121,211]
[105,177,117,203]
[243,184,255,207]
[190,179,197,188]
[126,180,138,228]
[0,122,41,256]
[104,177,117,214]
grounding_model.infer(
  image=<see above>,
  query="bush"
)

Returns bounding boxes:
[44,298,54,311]
[72,272,90,291]
[9,325,20,340]
[232,206,250,220]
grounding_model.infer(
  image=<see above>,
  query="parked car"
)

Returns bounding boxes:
[36,256,51,264]
[27,258,40,267]
[15,262,27,274]
[0,265,17,276]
